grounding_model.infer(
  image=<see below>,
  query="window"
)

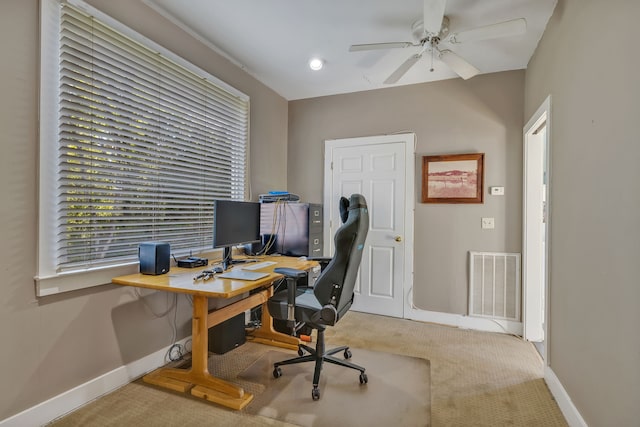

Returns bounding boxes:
[37,0,250,296]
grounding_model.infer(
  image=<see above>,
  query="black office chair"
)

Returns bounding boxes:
[267,194,369,400]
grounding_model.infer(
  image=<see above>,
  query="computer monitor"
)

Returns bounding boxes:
[213,199,261,270]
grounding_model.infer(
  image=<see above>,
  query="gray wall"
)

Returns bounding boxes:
[525,0,640,425]
[288,71,524,314]
[0,0,288,420]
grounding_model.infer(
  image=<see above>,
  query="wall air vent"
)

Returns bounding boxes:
[468,251,521,321]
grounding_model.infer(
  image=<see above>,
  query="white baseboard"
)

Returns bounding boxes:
[0,338,190,427]
[544,366,588,427]
[406,307,523,336]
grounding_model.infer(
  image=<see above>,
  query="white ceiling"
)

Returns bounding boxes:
[144,0,556,100]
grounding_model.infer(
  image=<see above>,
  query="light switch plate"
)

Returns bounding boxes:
[481,218,495,229]
[490,186,505,195]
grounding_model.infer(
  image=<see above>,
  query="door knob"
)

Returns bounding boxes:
[394,236,402,242]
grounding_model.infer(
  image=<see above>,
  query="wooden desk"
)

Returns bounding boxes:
[112,255,316,410]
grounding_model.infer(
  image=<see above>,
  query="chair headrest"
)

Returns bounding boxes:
[339,197,349,223]
[347,194,367,210]
[339,194,367,224]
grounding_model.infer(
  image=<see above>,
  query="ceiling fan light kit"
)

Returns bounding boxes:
[349,0,527,84]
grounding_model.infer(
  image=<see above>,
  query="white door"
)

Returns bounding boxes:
[324,134,414,318]
[523,96,551,356]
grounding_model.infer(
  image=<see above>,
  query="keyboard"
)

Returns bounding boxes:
[217,270,269,281]
[242,261,277,270]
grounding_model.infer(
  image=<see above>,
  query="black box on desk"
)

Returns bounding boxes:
[208,313,246,354]
[138,242,170,275]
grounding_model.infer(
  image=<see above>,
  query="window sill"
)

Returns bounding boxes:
[35,262,139,297]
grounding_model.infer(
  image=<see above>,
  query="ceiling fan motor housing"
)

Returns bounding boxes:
[412,16,450,43]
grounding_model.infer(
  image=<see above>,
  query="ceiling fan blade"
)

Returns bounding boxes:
[438,50,479,80]
[449,18,527,44]
[423,0,446,35]
[384,53,422,84]
[349,42,415,52]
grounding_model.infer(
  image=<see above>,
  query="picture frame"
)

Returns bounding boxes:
[422,153,484,203]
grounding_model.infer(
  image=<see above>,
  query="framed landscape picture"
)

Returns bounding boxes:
[422,153,484,203]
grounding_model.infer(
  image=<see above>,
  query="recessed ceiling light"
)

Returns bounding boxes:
[309,58,324,71]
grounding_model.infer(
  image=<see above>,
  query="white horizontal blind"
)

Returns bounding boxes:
[48,2,249,272]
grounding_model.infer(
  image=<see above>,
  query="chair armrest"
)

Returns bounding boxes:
[274,268,308,325]
[274,267,308,278]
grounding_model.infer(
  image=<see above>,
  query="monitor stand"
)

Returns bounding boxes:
[221,246,256,270]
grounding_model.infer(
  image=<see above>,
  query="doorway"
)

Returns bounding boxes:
[523,96,551,361]
[323,133,415,318]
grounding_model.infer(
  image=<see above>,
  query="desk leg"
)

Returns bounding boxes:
[143,295,253,410]
[247,286,300,351]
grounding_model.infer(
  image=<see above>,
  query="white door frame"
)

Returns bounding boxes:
[323,133,415,318]
[523,96,551,361]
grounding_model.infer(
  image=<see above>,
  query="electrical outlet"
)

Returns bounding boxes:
[481,217,495,229]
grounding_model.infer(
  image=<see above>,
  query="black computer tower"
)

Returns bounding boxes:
[208,313,246,354]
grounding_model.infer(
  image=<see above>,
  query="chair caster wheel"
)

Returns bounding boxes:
[298,348,305,356]
[359,372,368,384]
[344,349,352,359]
[312,387,320,400]
[273,367,282,378]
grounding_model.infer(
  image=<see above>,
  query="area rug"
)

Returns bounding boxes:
[239,348,431,427]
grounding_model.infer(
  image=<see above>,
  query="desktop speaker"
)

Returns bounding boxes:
[138,242,170,275]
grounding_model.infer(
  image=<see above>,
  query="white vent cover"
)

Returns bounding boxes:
[469,252,521,321]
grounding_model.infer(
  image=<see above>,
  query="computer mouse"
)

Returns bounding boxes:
[213,266,224,273]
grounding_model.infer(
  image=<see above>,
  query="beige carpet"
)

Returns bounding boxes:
[49,312,568,426]
[240,349,430,426]
[326,313,567,426]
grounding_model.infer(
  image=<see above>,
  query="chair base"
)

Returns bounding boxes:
[272,328,367,400]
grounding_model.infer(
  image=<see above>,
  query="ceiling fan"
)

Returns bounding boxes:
[349,0,527,83]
